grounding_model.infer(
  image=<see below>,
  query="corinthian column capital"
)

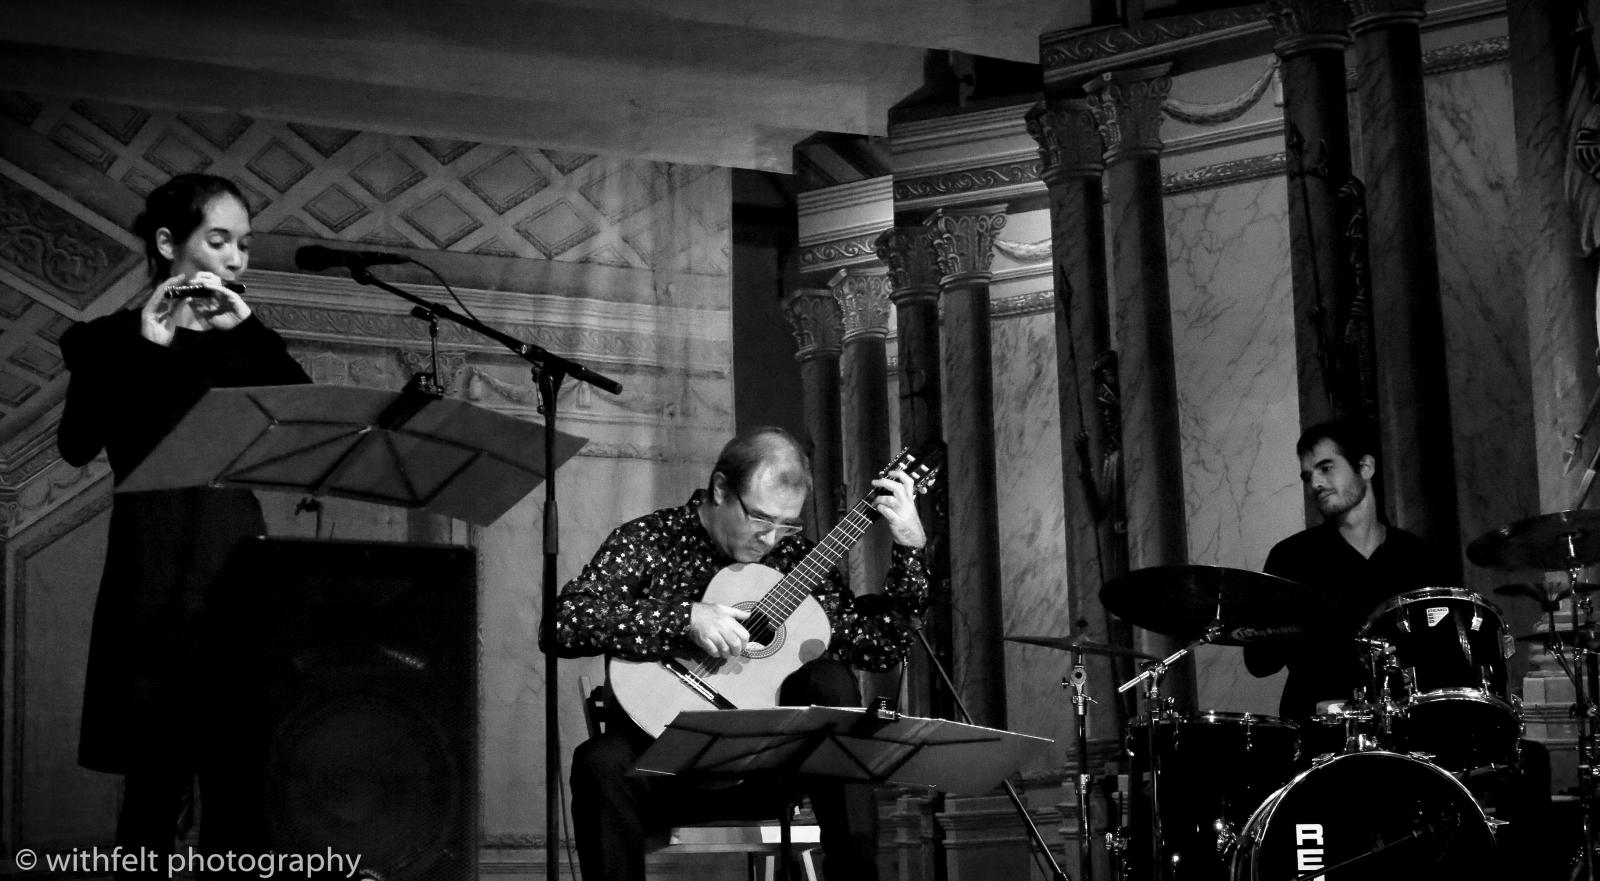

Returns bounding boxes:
[1267,0,1352,56]
[1344,0,1426,33]
[830,266,893,342]
[1026,99,1106,185]
[782,287,844,361]
[875,226,941,306]
[1086,64,1172,164]
[924,205,1008,281]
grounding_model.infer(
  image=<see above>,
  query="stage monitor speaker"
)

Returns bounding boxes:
[219,537,477,881]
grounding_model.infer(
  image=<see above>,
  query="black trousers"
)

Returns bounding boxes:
[572,658,880,881]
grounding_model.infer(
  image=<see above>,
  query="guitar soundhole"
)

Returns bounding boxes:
[739,606,784,659]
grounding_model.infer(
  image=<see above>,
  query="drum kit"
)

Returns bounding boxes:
[1006,508,1600,881]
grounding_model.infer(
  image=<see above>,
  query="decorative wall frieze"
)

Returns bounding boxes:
[891,160,1045,210]
[797,176,894,278]
[1041,6,1274,88]
[782,288,845,361]
[1165,152,1289,195]
[876,226,942,302]
[1087,65,1174,163]
[830,266,893,343]
[991,290,1056,319]
[925,205,1008,280]
[1026,100,1105,185]
[0,166,138,312]
[799,231,891,275]
[1419,36,1509,77]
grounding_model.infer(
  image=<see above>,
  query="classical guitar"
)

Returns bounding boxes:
[607,444,944,738]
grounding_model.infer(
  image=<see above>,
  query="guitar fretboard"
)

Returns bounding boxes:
[751,498,878,629]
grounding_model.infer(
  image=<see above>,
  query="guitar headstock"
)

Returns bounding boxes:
[879,442,946,494]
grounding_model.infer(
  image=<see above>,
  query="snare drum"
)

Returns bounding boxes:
[1359,587,1518,769]
[1127,711,1300,881]
[1231,750,1496,881]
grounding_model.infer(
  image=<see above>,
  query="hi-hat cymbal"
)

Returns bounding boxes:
[1100,565,1332,647]
[1004,635,1160,662]
[1467,509,1600,571]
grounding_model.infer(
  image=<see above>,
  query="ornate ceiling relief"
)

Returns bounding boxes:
[0,173,136,310]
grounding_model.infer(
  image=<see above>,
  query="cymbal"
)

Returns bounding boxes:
[1467,509,1600,572]
[1004,635,1160,662]
[1100,565,1333,647]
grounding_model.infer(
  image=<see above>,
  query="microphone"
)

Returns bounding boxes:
[294,245,410,272]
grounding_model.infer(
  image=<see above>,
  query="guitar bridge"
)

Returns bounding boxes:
[662,658,738,710]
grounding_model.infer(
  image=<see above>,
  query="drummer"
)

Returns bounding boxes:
[1244,420,1451,721]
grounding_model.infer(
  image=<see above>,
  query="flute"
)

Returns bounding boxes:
[164,280,246,299]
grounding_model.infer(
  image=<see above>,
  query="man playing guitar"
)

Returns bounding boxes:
[543,426,929,881]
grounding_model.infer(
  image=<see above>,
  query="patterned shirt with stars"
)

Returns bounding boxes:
[544,490,931,671]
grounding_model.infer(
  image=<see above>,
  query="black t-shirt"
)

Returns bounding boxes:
[1244,522,1450,721]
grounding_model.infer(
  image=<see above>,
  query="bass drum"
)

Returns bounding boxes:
[1231,751,1495,881]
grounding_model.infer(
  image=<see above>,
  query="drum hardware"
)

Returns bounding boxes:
[1469,508,1600,880]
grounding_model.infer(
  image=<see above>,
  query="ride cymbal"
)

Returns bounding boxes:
[1100,565,1332,647]
[1467,509,1600,571]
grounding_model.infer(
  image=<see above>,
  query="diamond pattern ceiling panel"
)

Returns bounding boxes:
[7,96,731,276]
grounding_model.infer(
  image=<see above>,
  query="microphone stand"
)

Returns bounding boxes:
[342,266,622,881]
[911,622,1071,881]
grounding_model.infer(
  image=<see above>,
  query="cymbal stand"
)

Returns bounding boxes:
[1064,647,1095,881]
[1116,625,1214,881]
[1561,533,1599,881]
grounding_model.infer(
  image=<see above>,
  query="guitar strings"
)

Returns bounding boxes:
[682,500,878,681]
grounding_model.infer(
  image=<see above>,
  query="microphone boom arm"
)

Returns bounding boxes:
[348,266,623,396]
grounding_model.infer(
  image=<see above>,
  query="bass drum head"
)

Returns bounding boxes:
[1232,751,1495,881]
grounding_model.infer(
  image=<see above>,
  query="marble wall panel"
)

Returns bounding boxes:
[990,306,1074,758]
[1424,62,1542,667]
[1165,176,1301,716]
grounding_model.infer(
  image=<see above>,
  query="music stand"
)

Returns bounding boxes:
[116,384,587,526]
[636,707,1052,878]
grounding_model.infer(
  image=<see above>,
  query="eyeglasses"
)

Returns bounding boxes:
[728,486,804,539]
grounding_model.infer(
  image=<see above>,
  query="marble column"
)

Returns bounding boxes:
[927,204,1009,728]
[783,288,847,537]
[1087,64,1196,708]
[1508,0,1599,514]
[878,224,954,720]
[1026,100,1137,736]
[1267,0,1359,430]
[1346,0,1462,568]
[832,264,895,594]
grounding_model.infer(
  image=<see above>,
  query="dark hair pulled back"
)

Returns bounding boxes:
[131,174,249,281]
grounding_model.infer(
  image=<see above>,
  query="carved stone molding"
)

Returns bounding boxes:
[0,174,136,309]
[1421,36,1507,76]
[1086,65,1173,163]
[1345,0,1427,33]
[892,160,1044,203]
[925,205,1008,280]
[875,226,941,300]
[831,267,893,343]
[1165,153,1289,195]
[1026,100,1105,185]
[799,231,888,273]
[1041,6,1273,85]
[782,287,844,361]
[992,290,1056,319]
[1266,0,1354,55]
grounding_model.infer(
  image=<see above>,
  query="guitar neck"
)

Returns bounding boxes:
[758,499,878,623]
